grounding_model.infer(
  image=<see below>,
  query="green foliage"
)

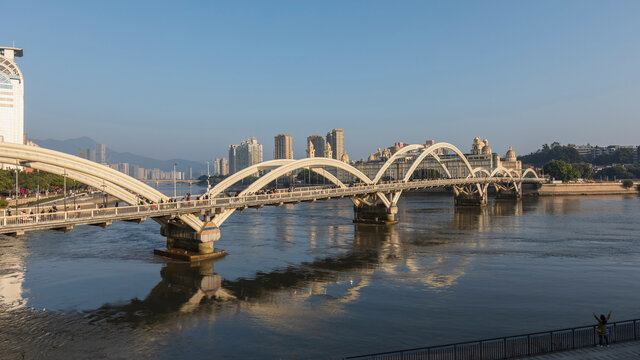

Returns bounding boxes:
[519,146,585,167]
[0,199,7,208]
[543,160,580,182]
[593,148,636,165]
[594,165,640,180]
[617,148,635,164]
[622,179,634,188]
[0,170,87,193]
[571,163,593,179]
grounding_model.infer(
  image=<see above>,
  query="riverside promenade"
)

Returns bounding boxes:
[526,341,640,359]
[345,318,640,360]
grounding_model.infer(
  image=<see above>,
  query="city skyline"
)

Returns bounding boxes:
[2,1,640,161]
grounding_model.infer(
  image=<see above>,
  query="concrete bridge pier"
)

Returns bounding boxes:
[156,218,226,262]
[495,186,522,200]
[351,192,400,225]
[454,185,487,207]
[353,203,399,225]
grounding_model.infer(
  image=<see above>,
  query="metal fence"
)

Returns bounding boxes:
[345,318,640,359]
[0,177,541,232]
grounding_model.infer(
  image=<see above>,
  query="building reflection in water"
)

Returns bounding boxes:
[0,238,27,310]
[80,199,528,331]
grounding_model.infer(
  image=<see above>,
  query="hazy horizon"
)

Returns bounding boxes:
[2,0,639,162]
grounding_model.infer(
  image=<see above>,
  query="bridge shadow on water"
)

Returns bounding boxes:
[85,200,526,327]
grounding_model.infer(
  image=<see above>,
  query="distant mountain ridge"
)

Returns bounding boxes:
[32,137,206,175]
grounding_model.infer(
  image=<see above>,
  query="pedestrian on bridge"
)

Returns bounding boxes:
[594,311,612,347]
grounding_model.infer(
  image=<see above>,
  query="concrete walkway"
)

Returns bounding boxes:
[525,341,640,359]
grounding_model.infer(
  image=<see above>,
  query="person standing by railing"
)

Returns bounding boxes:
[594,311,612,347]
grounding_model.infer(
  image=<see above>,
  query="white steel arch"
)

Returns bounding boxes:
[205,160,293,198]
[205,159,349,199]
[521,168,539,178]
[0,143,203,230]
[211,158,373,226]
[0,158,139,205]
[402,143,477,183]
[372,144,461,184]
[469,168,492,178]
[372,144,424,183]
[240,158,372,195]
[485,166,519,193]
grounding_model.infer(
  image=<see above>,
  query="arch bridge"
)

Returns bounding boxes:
[0,142,540,261]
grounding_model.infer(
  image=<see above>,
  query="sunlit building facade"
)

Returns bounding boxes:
[274,134,293,160]
[0,47,24,145]
[326,128,344,160]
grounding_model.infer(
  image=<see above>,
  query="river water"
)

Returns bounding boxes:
[1,184,639,359]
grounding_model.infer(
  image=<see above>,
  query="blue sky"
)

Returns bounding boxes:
[2,0,639,161]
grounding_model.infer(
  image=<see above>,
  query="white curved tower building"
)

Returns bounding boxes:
[0,47,24,145]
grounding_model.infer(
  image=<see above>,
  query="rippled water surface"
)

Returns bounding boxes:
[1,187,639,359]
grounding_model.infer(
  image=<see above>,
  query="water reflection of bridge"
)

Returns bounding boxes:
[83,201,528,327]
[0,200,534,358]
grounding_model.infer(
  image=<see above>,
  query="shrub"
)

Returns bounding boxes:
[622,179,634,188]
[0,199,8,208]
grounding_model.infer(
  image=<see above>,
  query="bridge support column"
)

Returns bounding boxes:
[495,188,522,200]
[454,193,487,206]
[353,203,399,225]
[156,220,226,262]
[454,184,487,207]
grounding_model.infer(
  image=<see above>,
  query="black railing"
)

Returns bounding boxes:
[345,318,640,359]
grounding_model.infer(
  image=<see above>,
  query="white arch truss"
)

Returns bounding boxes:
[0,158,139,205]
[205,159,351,200]
[372,144,424,184]
[521,168,539,179]
[402,143,477,183]
[485,166,520,193]
[211,158,373,226]
[0,142,203,231]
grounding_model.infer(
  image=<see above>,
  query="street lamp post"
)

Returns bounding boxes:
[63,171,67,211]
[206,161,211,192]
[36,169,40,215]
[14,162,19,211]
[101,181,107,208]
[173,163,177,199]
[73,179,77,209]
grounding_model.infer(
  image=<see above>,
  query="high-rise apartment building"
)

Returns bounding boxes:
[77,148,90,160]
[274,134,293,159]
[228,137,263,174]
[95,143,106,164]
[306,135,324,158]
[130,164,140,179]
[214,157,229,176]
[326,129,344,160]
[0,47,24,145]
[228,145,239,174]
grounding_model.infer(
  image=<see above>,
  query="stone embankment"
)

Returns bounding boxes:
[538,182,639,196]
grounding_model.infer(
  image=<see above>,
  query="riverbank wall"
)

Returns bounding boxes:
[538,182,639,196]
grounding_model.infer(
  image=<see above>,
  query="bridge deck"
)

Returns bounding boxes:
[524,340,640,359]
[0,177,539,235]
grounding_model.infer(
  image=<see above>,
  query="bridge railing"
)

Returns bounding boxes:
[0,177,541,230]
[344,318,640,360]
